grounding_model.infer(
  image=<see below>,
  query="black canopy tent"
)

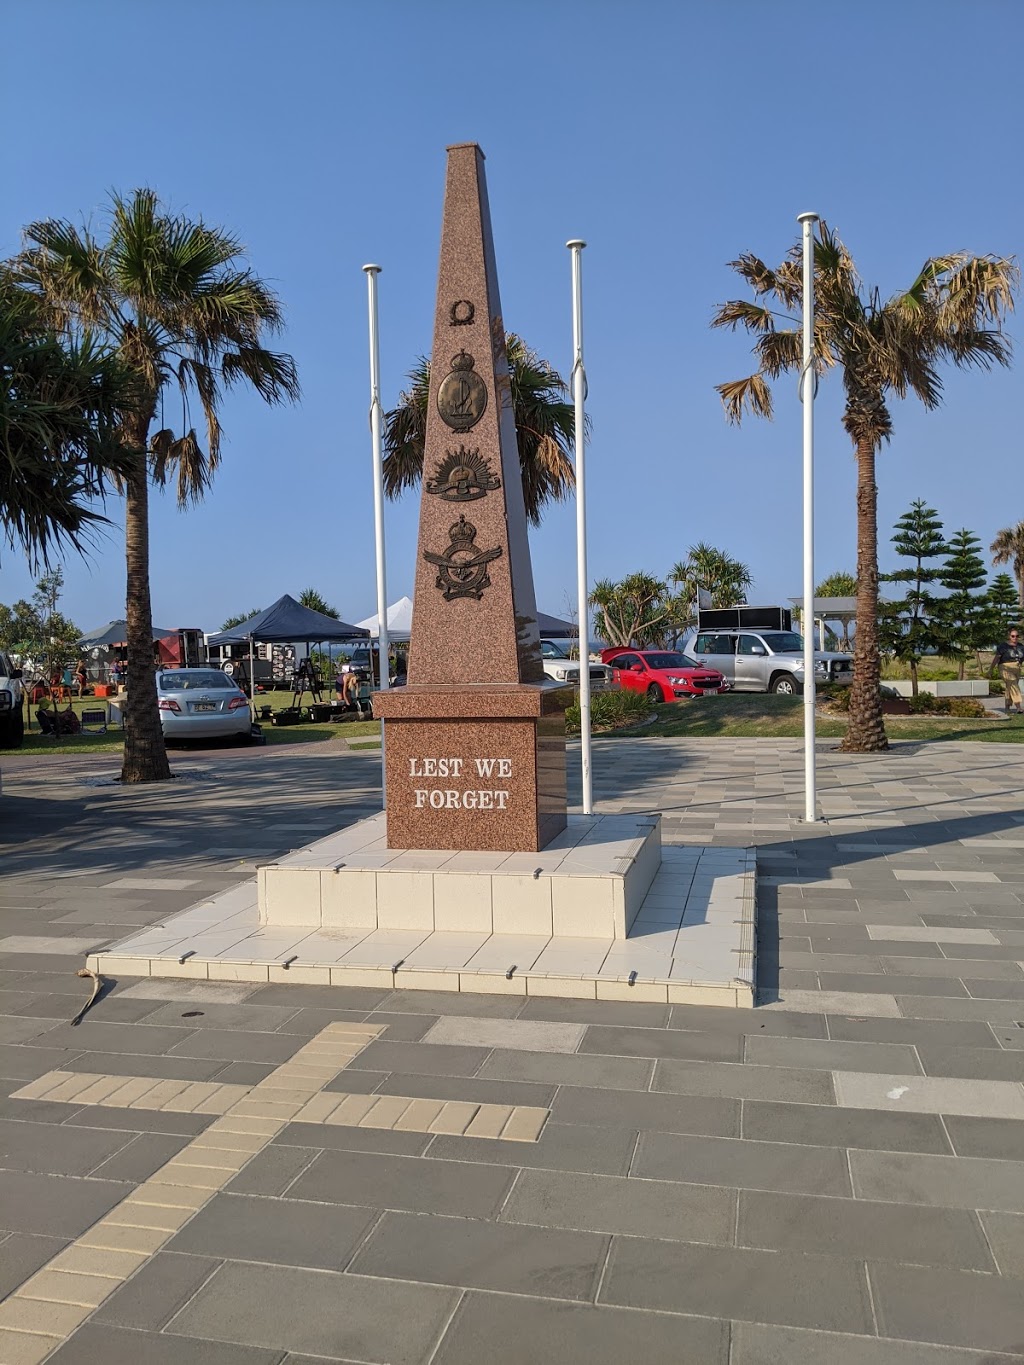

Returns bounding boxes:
[206,595,368,708]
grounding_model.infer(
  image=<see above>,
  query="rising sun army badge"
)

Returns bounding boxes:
[436,350,488,432]
[424,515,503,601]
[426,447,501,503]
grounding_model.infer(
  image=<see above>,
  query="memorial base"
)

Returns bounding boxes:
[89,814,757,1008]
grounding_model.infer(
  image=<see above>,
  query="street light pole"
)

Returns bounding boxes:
[797,212,819,823]
[567,239,592,815]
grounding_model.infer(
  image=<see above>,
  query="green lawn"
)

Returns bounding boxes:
[9,689,381,758]
[609,693,1024,743]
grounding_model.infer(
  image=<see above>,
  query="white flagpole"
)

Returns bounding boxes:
[363,264,389,805]
[797,212,819,823]
[567,240,592,816]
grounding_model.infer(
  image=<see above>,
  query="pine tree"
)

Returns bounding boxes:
[879,500,947,696]
[937,530,989,678]
[988,574,1020,638]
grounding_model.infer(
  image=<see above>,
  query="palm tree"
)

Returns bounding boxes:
[713,224,1016,752]
[383,333,576,526]
[991,522,1024,611]
[0,270,135,564]
[590,573,669,648]
[298,588,339,618]
[13,190,299,782]
[670,543,754,620]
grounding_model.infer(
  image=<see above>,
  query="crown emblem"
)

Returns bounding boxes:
[426,447,501,503]
[450,350,475,371]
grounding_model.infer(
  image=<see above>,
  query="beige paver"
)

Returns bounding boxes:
[46,1246,148,1279]
[18,1269,117,1307]
[128,1078,194,1109]
[191,1129,267,1153]
[107,1200,196,1232]
[464,1103,515,1139]
[77,1223,170,1255]
[428,1101,481,1135]
[64,1074,136,1106]
[9,1071,77,1102]
[130,1182,210,1210]
[0,1297,92,1335]
[393,1098,446,1131]
[325,1093,379,1124]
[0,1327,63,1365]
[357,1095,412,1129]
[293,1092,345,1123]
[153,1161,225,1189]
[500,1106,549,1142]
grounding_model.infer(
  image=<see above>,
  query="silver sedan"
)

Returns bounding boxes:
[156,668,252,743]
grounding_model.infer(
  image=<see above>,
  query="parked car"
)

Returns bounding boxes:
[156,668,253,743]
[687,629,852,694]
[540,640,611,687]
[0,652,25,749]
[600,648,728,702]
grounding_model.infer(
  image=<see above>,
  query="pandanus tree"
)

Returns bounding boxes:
[383,333,576,526]
[991,522,1024,612]
[670,543,754,617]
[713,225,1017,751]
[13,190,299,782]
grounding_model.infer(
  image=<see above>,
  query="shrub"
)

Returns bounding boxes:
[566,689,652,732]
[946,696,987,718]
[907,692,937,713]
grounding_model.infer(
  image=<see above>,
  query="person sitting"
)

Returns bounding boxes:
[37,703,81,736]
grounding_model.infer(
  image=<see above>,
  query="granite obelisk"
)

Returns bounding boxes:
[374,144,570,851]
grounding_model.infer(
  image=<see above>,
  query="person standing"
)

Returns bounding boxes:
[74,658,88,697]
[991,627,1024,715]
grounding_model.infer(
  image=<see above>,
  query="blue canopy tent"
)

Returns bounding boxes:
[206,595,368,706]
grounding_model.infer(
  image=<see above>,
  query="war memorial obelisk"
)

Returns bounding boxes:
[374,143,571,852]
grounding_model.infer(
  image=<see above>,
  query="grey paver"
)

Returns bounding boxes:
[653,1056,837,1103]
[741,1100,952,1154]
[88,1132,190,1181]
[738,1188,994,1269]
[427,1119,636,1175]
[168,1260,459,1363]
[580,1023,742,1062]
[47,1322,291,1364]
[600,1235,873,1333]
[731,1321,1011,1364]
[943,1114,1024,1161]
[502,1167,736,1243]
[0,1117,133,1175]
[634,1130,851,1195]
[433,1291,730,1364]
[979,1211,1024,1277]
[478,1047,653,1090]
[93,1251,221,1329]
[549,1082,738,1136]
[351,1039,490,1076]
[224,1144,318,1196]
[870,1260,1024,1352]
[744,1034,923,1074]
[0,1169,130,1237]
[850,1149,1024,1212]
[167,1192,375,1269]
[371,1070,556,1107]
[350,1209,609,1300]
[0,1231,67,1299]
[286,1146,514,1217]
[274,1120,430,1158]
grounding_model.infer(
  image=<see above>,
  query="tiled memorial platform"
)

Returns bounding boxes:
[88,814,756,1008]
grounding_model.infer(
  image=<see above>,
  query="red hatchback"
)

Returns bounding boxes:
[601,649,728,703]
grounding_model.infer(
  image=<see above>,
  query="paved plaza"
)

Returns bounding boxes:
[2,736,1024,1363]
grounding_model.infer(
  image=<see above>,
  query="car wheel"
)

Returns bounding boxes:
[770,674,802,696]
[646,684,663,704]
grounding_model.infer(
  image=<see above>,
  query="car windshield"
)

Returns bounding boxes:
[642,653,699,670]
[760,633,804,654]
[158,671,235,690]
[541,642,570,659]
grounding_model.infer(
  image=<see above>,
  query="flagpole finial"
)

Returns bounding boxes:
[796,213,818,224]
[566,239,586,250]
[362,263,382,274]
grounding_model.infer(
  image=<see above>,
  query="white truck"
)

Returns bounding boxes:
[0,651,25,748]
[686,606,852,695]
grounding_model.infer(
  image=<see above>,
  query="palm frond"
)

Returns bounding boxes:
[710,299,775,333]
[716,374,773,424]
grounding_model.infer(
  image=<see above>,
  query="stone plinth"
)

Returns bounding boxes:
[375,684,570,851]
[256,811,661,939]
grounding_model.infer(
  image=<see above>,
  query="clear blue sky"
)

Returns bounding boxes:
[2,0,1020,635]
